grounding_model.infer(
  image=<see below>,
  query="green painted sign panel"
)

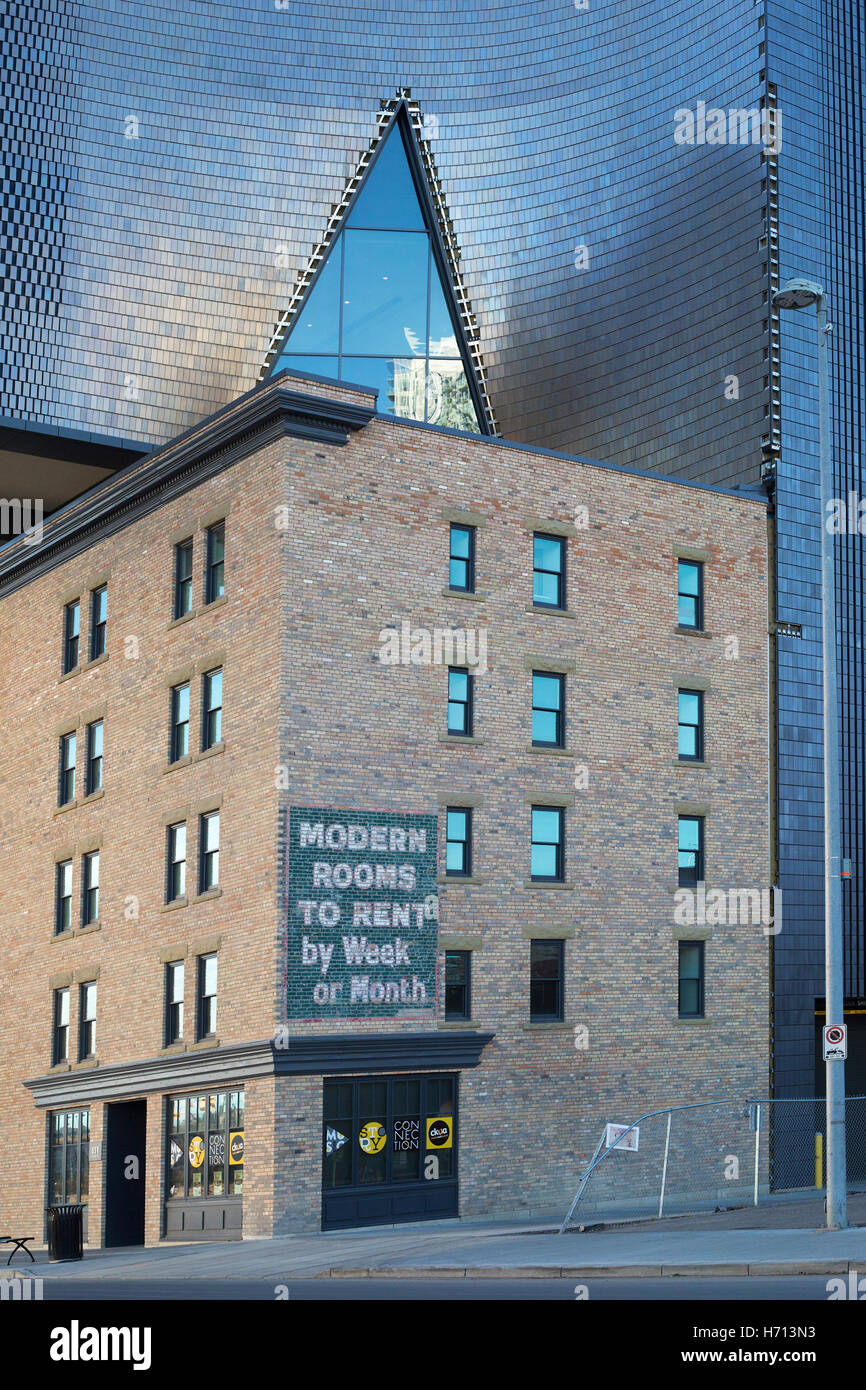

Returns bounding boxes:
[286,807,439,1019]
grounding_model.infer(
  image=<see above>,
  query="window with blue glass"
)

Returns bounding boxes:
[532,672,564,747]
[678,560,703,630]
[678,689,704,761]
[448,523,475,592]
[533,533,565,609]
[269,118,483,432]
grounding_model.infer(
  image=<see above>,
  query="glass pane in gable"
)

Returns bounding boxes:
[346,126,426,230]
[341,230,428,356]
[278,246,341,355]
[426,361,478,430]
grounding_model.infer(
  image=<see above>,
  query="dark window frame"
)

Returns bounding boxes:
[677,559,704,631]
[448,523,476,593]
[58,729,76,806]
[530,804,564,882]
[89,584,107,661]
[199,810,220,893]
[532,531,566,610]
[164,960,185,1046]
[48,1108,90,1207]
[444,950,472,1020]
[678,688,704,762]
[444,806,472,877]
[81,850,99,926]
[678,814,705,886]
[52,986,70,1065]
[447,665,474,737]
[55,859,73,935]
[531,670,565,747]
[170,682,190,763]
[530,938,564,1021]
[678,940,705,1018]
[85,719,103,796]
[62,599,80,674]
[201,668,223,751]
[197,953,218,1041]
[174,537,194,619]
[78,981,97,1061]
[166,822,187,903]
[204,520,226,605]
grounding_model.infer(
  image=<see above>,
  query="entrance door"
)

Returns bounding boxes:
[322,1073,458,1230]
[104,1099,147,1247]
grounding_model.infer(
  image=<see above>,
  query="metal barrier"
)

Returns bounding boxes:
[559,1094,866,1233]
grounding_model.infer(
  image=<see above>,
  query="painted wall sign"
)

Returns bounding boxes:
[394,1119,420,1151]
[426,1117,452,1149]
[287,807,439,1019]
[359,1122,387,1154]
[229,1132,245,1164]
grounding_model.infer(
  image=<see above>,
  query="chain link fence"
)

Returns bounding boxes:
[560,1095,866,1231]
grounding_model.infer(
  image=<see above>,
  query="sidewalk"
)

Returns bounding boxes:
[7,1192,866,1282]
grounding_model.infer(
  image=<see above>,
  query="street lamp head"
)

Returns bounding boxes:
[773,277,824,310]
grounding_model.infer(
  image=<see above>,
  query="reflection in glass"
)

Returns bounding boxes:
[342,230,428,356]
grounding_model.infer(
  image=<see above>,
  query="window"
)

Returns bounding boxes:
[81,850,99,925]
[85,720,103,795]
[269,117,483,433]
[530,939,564,1021]
[202,668,223,750]
[445,807,472,876]
[533,532,565,609]
[170,682,190,762]
[165,961,184,1045]
[678,815,705,885]
[199,811,220,892]
[445,950,471,1020]
[174,538,194,619]
[78,982,97,1060]
[58,731,76,805]
[167,1089,243,1200]
[89,585,107,659]
[197,954,218,1039]
[678,689,704,761]
[448,523,475,592]
[63,599,80,673]
[531,805,564,881]
[678,941,705,1018]
[205,521,225,603]
[532,671,564,747]
[55,859,73,935]
[48,1109,90,1205]
[677,560,704,630]
[53,987,70,1065]
[447,666,473,736]
[166,822,187,902]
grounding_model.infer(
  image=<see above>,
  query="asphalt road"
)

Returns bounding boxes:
[36,1275,836,1300]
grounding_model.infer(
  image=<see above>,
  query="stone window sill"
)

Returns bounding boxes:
[79,922,101,935]
[86,652,109,670]
[675,1016,711,1025]
[58,666,80,684]
[523,880,574,890]
[55,800,78,816]
[187,1037,220,1051]
[169,609,198,630]
[525,605,577,620]
[676,626,713,639]
[194,742,225,763]
[82,789,105,805]
[201,594,228,614]
[521,1021,573,1031]
[526,744,573,756]
[163,755,192,775]
[50,930,75,944]
[436,875,484,886]
[441,588,488,602]
[161,897,189,913]
[438,734,484,746]
[195,887,222,903]
[437,1020,478,1030]
[674,759,709,768]
[72,1057,99,1070]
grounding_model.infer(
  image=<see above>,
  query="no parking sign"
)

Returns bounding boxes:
[823,1024,847,1061]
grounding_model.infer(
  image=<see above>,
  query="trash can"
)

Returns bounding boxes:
[46,1204,84,1261]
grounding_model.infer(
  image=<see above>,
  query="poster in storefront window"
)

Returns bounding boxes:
[287,807,438,1019]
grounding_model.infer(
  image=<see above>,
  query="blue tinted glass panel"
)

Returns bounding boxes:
[428,270,460,357]
[341,230,428,356]
[532,809,560,842]
[274,355,340,380]
[532,710,558,743]
[426,361,476,429]
[342,357,415,418]
[533,675,561,709]
[531,844,557,877]
[279,248,341,354]
[346,127,426,230]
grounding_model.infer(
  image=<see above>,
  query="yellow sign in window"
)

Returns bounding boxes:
[426,1117,452,1149]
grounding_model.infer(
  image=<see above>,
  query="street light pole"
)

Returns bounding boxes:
[773,278,846,1230]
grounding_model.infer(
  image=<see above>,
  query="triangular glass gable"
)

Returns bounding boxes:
[268,113,486,433]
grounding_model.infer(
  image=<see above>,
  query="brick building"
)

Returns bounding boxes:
[0,369,771,1242]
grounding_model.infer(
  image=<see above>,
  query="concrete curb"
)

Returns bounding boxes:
[320,1260,855,1279]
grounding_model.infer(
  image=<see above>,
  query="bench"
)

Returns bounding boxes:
[0,1236,36,1265]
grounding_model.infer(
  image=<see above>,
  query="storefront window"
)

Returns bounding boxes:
[48,1108,90,1204]
[322,1074,456,1190]
[166,1089,244,1201]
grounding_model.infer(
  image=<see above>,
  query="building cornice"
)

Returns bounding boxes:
[23,1031,495,1106]
[0,377,376,599]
